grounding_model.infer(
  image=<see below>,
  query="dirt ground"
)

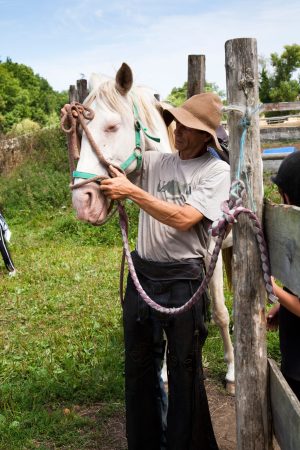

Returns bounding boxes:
[78,375,236,450]
[78,376,281,450]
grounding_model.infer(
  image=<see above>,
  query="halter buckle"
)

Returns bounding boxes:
[134,120,141,131]
[134,147,142,157]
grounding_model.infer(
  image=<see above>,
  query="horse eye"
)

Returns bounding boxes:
[105,124,120,133]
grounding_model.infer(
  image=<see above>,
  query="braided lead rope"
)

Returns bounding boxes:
[117,201,227,315]
[117,177,277,316]
[211,180,277,304]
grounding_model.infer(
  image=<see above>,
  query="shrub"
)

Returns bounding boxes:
[9,118,41,137]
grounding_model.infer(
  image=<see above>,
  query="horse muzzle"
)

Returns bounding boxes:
[72,183,108,225]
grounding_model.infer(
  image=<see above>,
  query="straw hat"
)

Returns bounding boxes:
[163,92,223,152]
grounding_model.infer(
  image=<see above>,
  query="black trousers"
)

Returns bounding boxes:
[123,269,219,450]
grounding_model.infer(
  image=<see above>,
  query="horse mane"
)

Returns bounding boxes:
[84,74,175,151]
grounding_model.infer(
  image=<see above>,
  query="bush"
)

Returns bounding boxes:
[0,128,70,217]
[9,118,41,137]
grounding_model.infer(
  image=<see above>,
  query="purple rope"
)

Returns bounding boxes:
[117,178,277,316]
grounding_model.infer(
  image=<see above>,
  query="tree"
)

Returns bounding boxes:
[0,58,68,134]
[259,44,300,103]
[166,81,225,106]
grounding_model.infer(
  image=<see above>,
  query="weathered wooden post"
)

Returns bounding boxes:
[76,79,89,103]
[187,54,205,98]
[68,79,88,104]
[225,38,273,449]
[69,85,78,103]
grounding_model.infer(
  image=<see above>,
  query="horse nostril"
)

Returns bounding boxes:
[85,191,92,207]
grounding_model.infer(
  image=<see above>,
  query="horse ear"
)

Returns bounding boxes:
[115,63,133,95]
[89,73,102,91]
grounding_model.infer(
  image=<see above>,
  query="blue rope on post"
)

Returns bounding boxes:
[232,105,263,213]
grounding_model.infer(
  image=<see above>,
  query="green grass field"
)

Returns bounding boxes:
[0,129,280,449]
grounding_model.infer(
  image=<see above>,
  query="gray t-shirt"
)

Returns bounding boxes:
[136,151,231,262]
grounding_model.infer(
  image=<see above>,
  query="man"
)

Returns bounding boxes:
[100,93,230,450]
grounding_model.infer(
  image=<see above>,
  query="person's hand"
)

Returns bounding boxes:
[266,303,280,331]
[99,166,134,200]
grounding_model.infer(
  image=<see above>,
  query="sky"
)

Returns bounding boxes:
[1,0,300,99]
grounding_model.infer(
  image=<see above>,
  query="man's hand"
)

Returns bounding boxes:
[99,166,135,200]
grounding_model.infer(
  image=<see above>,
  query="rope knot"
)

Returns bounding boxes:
[240,116,250,129]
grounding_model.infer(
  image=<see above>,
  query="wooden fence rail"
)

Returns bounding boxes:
[263,101,300,112]
[264,202,300,449]
[264,202,300,297]
[268,359,300,450]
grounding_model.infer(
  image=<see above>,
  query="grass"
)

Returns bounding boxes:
[0,128,282,448]
[0,212,127,449]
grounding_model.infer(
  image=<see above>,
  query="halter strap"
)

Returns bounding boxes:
[72,170,98,179]
[71,101,161,178]
[133,102,161,144]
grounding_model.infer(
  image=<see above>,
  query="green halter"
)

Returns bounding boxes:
[72,102,160,180]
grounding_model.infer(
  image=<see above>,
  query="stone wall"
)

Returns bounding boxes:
[0,135,34,175]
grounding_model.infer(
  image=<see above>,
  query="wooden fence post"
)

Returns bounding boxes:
[76,79,89,103]
[187,55,205,98]
[225,38,273,449]
[68,79,88,104]
[69,85,78,103]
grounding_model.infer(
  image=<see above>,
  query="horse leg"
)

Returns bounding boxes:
[206,249,235,395]
[160,332,168,385]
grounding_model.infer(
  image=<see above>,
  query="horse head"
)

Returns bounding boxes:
[68,63,173,225]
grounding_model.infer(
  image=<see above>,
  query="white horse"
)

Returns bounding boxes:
[66,62,234,393]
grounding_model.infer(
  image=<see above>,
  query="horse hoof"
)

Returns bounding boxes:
[226,381,235,396]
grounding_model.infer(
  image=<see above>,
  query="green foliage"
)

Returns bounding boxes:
[205,81,226,99]
[9,118,41,136]
[263,172,282,204]
[259,44,300,104]
[0,58,68,134]
[166,82,188,106]
[0,128,70,216]
[166,81,225,106]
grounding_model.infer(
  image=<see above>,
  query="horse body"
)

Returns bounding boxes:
[206,234,235,389]
[69,63,234,392]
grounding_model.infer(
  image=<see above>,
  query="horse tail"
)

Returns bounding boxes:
[222,247,233,292]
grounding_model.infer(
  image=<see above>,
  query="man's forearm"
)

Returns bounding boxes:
[128,184,203,231]
[128,186,203,231]
[99,166,203,230]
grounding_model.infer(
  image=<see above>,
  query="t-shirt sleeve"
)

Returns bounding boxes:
[185,163,231,221]
[135,151,162,189]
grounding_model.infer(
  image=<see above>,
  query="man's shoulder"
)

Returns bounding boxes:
[200,152,230,172]
[144,150,174,160]
[143,151,175,168]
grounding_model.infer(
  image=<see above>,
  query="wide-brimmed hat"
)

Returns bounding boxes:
[163,93,223,152]
[271,150,300,206]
